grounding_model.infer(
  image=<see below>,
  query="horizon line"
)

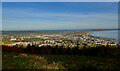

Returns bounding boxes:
[1,28,119,32]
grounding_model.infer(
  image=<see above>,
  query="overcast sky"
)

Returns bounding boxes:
[2,2,118,31]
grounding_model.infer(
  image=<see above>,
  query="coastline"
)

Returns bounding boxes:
[2,30,118,46]
[87,30,117,42]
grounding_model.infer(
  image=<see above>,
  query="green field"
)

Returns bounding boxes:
[2,52,119,70]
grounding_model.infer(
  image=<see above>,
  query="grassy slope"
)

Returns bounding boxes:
[2,52,119,70]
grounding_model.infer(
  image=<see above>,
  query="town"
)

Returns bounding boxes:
[2,31,118,48]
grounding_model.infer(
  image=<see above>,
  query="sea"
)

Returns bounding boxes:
[90,30,119,42]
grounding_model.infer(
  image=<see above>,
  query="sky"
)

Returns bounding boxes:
[2,2,118,31]
[2,0,119,2]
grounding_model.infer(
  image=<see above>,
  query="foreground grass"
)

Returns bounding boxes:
[3,52,64,70]
[3,52,119,70]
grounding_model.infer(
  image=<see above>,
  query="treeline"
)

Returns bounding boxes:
[2,45,120,57]
[2,45,24,53]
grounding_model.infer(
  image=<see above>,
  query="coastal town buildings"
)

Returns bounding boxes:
[2,32,118,48]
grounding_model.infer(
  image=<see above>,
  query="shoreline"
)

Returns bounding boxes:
[87,30,117,43]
